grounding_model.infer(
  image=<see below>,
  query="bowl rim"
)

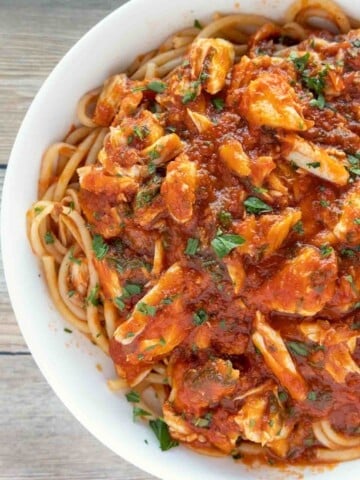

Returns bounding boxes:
[2,0,360,479]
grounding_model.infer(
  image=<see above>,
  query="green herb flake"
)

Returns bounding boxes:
[320,245,333,257]
[149,418,179,451]
[64,327,72,334]
[133,406,152,422]
[341,248,356,258]
[354,218,360,225]
[249,418,256,429]
[307,391,317,401]
[127,134,134,145]
[133,125,150,141]
[193,309,208,326]
[218,210,232,228]
[351,321,360,330]
[67,290,76,297]
[212,97,225,111]
[211,231,245,258]
[352,39,360,48]
[148,161,156,174]
[44,231,54,245]
[289,52,310,73]
[114,297,125,311]
[147,80,167,93]
[123,283,142,298]
[244,196,273,215]
[184,238,199,256]
[92,234,109,260]
[304,437,315,447]
[320,199,330,208]
[292,220,304,235]
[148,148,161,162]
[137,302,156,316]
[287,341,310,357]
[69,247,81,265]
[87,284,100,306]
[309,93,325,109]
[34,206,44,215]
[307,162,321,168]
[126,332,135,338]
[126,390,140,403]
[194,19,203,29]
[135,189,158,209]
[194,413,212,428]
[278,391,288,403]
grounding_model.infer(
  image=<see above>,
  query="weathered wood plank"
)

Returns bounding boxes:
[0,0,122,166]
[0,355,156,479]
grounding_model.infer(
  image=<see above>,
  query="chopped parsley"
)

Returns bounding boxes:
[184,238,199,256]
[135,189,158,209]
[133,406,151,422]
[347,152,360,177]
[148,161,156,174]
[290,52,310,73]
[34,205,44,215]
[211,231,245,258]
[218,210,233,228]
[193,309,208,326]
[148,148,161,162]
[194,19,203,29]
[69,247,81,265]
[137,302,156,316]
[147,80,167,93]
[320,245,333,257]
[126,390,140,403]
[352,39,360,48]
[64,327,72,334]
[87,284,100,306]
[114,283,142,311]
[44,231,54,244]
[114,297,125,311]
[309,93,325,109]
[133,125,150,140]
[212,97,225,111]
[67,290,76,297]
[194,413,212,428]
[287,341,310,357]
[244,196,273,215]
[307,391,317,402]
[307,162,321,168]
[92,234,109,260]
[292,220,304,235]
[341,248,356,258]
[149,418,179,451]
[320,199,330,208]
[354,218,360,225]
[182,80,201,104]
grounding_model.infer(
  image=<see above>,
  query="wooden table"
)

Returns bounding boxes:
[0,1,155,478]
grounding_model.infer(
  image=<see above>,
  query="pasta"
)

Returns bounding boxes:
[27,0,360,465]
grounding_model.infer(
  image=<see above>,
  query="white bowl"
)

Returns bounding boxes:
[2,0,359,478]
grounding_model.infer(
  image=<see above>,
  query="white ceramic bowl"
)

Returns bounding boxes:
[2,0,359,478]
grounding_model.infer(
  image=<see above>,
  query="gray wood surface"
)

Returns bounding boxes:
[0,1,156,478]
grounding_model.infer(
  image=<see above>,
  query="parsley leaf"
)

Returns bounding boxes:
[123,283,142,298]
[287,341,310,357]
[64,327,72,334]
[212,97,225,111]
[182,80,200,104]
[307,162,321,168]
[69,247,81,265]
[149,418,179,451]
[218,210,233,228]
[133,406,152,422]
[147,80,167,93]
[320,245,333,257]
[244,196,273,215]
[92,234,109,260]
[126,390,140,403]
[211,232,245,258]
[309,93,325,109]
[114,297,125,311]
[194,19,203,29]
[290,52,310,73]
[87,284,100,306]
[320,199,330,208]
[184,238,199,256]
[133,125,150,140]
[307,391,317,401]
[44,231,54,244]
[292,220,304,235]
[193,309,208,326]
[137,302,156,316]
[354,218,360,225]
[194,412,212,428]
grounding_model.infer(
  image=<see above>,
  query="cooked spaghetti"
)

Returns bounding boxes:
[27,0,360,466]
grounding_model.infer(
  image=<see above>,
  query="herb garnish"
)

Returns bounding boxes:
[92,234,109,260]
[44,231,54,244]
[211,231,245,258]
[244,196,273,215]
[193,309,208,326]
[212,97,225,111]
[184,238,199,256]
[126,390,140,403]
[87,284,100,306]
[137,302,157,316]
[147,80,167,93]
[292,221,304,235]
[149,418,179,451]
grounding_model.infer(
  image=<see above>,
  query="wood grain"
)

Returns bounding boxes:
[0,1,156,478]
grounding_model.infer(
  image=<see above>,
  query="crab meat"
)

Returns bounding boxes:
[187,109,213,133]
[234,208,302,258]
[141,133,183,165]
[93,74,130,126]
[70,258,89,296]
[219,140,251,177]
[189,38,235,94]
[299,321,360,383]
[240,71,312,131]
[223,254,246,294]
[161,153,197,223]
[281,134,349,186]
[333,183,360,244]
[163,402,198,444]
[250,156,276,187]
[252,312,308,402]
[93,258,122,300]
[112,90,143,125]
[253,246,337,316]
[77,165,138,201]
[235,380,292,447]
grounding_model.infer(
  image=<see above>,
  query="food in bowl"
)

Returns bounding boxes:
[26,0,360,467]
